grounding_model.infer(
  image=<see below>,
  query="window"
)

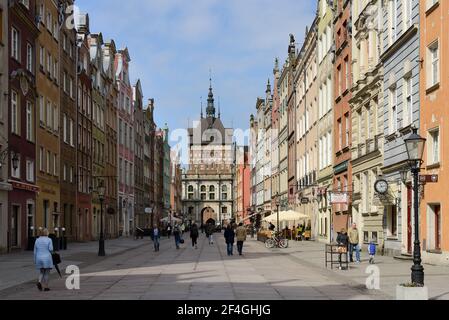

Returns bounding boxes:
[53,105,58,132]
[403,0,413,29]
[26,43,33,72]
[69,119,74,147]
[26,160,34,182]
[338,119,342,151]
[338,65,342,96]
[404,77,413,126]
[345,57,350,90]
[53,60,58,82]
[63,72,67,92]
[428,42,439,87]
[53,154,57,176]
[11,154,21,179]
[345,113,350,147]
[39,46,44,68]
[46,150,51,174]
[11,28,19,60]
[39,96,45,125]
[26,102,33,142]
[11,91,19,135]
[20,0,30,10]
[390,88,398,134]
[428,129,440,165]
[39,147,44,172]
[63,114,67,143]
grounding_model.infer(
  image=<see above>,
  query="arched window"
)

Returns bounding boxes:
[201,185,207,200]
[188,185,194,200]
[209,186,215,200]
[222,185,228,200]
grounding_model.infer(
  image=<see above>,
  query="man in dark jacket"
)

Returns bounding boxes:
[190,223,199,249]
[336,229,349,270]
[224,225,235,256]
[206,223,215,245]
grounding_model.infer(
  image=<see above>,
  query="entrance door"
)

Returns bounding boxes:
[407,185,412,254]
[11,206,20,247]
[435,205,441,251]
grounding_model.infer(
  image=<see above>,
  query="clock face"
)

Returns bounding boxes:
[375,180,389,194]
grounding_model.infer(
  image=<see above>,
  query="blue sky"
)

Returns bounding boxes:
[76,0,317,141]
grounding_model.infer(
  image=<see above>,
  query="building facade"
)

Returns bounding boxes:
[317,0,334,243]
[263,81,273,216]
[0,0,12,253]
[296,18,320,240]
[116,48,134,236]
[143,99,156,227]
[332,0,353,239]
[182,83,234,226]
[278,56,290,210]
[381,0,420,257]
[59,0,77,243]
[133,80,145,228]
[8,0,39,251]
[271,59,280,214]
[350,0,385,250]
[102,39,118,238]
[162,125,171,219]
[89,33,106,241]
[235,146,250,224]
[287,36,297,209]
[419,0,449,265]
[36,0,61,235]
[75,13,92,241]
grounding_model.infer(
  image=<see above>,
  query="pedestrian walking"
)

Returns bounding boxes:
[206,223,215,245]
[152,225,161,252]
[348,223,361,263]
[190,222,199,249]
[368,240,377,264]
[224,224,235,256]
[166,224,172,239]
[173,223,182,249]
[336,228,349,270]
[34,229,53,292]
[235,223,247,256]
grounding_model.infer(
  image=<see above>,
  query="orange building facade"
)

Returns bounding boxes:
[419,0,449,265]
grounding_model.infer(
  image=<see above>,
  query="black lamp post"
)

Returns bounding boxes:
[404,128,426,286]
[98,181,106,257]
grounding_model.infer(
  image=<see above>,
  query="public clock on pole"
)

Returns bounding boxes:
[374,179,389,194]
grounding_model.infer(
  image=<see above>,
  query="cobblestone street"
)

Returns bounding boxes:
[1,235,448,300]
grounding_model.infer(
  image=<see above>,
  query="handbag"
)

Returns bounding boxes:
[52,252,62,265]
[337,246,347,254]
[180,239,185,244]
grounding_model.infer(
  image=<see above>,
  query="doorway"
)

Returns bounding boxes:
[11,205,20,248]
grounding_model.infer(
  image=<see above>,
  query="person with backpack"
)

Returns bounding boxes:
[190,222,199,249]
[173,223,182,249]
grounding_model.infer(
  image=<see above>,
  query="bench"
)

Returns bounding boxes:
[325,244,349,270]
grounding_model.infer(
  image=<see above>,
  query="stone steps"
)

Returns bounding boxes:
[394,253,413,261]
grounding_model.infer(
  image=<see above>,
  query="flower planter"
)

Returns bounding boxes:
[396,285,428,300]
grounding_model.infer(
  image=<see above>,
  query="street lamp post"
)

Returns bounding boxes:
[98,181,106,257]
[404,128,426,286]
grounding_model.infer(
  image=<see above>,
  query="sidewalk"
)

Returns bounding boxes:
[271,239,449,300]
[0,237,153,291]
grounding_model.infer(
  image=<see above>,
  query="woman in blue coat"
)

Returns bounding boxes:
[34,229,54,291]
[224,225,235,256]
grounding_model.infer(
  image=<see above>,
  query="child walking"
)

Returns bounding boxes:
[368,240,377,264]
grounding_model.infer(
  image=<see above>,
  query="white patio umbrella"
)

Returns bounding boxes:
[263,210,309,223]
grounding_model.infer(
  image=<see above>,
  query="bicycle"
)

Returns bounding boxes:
[265,232,289,249]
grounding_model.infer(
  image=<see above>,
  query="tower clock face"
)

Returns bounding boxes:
[375,179,389,194]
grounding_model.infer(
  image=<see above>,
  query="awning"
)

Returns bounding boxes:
[263,210,310,223]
